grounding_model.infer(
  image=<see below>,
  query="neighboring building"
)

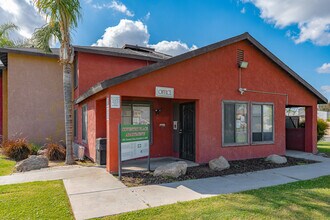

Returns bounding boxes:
[317,111,330,121]
[0,50,63,144]
[0,45,170,144]
[74,33,327,173]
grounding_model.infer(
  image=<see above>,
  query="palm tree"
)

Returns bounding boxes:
[0,23,19,47]
[33,0,81,165]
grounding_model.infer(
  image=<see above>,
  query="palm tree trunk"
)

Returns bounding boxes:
[63,62,74,165]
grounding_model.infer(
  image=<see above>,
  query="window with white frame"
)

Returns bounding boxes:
[252,104,274,142]
[82,105,88,141]
[223,102,248,145]
[122,103,151,125]
[122,103,152,143]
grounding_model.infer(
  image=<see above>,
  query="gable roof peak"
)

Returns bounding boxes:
[74,32,327,104]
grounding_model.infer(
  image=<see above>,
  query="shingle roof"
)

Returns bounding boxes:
[0,45,171,62]
[74,45,171,61]
[75,32,328,104]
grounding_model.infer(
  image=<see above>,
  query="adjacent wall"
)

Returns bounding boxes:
[7,53,64,144]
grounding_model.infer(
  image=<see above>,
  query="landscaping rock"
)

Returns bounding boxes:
[265,154,287,164]
[317,152,329,158]
[209,156,230,171]
[153,161,188,178]
[15,155,49,172]
[37,149,47,156]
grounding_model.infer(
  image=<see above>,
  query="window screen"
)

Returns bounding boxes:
[121,103,152,142]
[223,102,248,145]
[82,105,88,141]
[252,104,273,142]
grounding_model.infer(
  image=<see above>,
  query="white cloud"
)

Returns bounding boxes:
[144,12,151,21]
[93,19,149,47]
[317,63,330,74]
[0,0,45,39]
[240,7,246,14]
[149,41,198,56]
[91,0,134,17]
[242,0,330,45]
[321,85,330,93]
[93,19,197,56]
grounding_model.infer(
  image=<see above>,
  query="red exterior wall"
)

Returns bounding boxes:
[96,99,107,139]
[0,72,2,138]
[73,52,156,159]
[75,52,154,97]
[77,40,319,173]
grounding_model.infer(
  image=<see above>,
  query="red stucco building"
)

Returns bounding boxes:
[0,44,168,144]
[72,33,327,173]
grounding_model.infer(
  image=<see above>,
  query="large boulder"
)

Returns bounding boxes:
[153,161,188,178]
[265,154,287,164]
[209,156,230,171]
[15,155,49,172]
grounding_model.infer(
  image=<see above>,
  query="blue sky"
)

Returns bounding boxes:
[1,0,330,101]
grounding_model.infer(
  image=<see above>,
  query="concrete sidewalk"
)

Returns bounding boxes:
[0,151,329,220]
[0,165,115,186]
[67,151,330,220]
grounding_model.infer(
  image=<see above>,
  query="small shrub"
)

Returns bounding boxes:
[1,138,31,161]
[44,142,66,161]
[29,144,41,155]
[317,119,329,141]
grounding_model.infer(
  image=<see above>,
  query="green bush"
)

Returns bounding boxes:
[44,142,66,161]
[29,144,41,155]
[1,138,31,161]
[317,119,329,141]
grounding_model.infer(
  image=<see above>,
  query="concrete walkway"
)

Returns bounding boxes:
[0,151,329,220]
[322,135,330,142]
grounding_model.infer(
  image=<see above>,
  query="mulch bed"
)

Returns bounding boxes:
[118,156,317,187]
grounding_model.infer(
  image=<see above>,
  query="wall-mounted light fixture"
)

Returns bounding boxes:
[239,61,249,69]
[154,108,162,115]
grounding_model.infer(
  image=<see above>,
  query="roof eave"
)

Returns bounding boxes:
[77,32,328,104]
[73,46,165,62]
[0,48,58,58]
[245,35,328,104]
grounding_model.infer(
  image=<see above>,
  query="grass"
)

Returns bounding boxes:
[0,180,73,219]
[318,141,330,156]
[0,154,16,176]
[99,175,330,220]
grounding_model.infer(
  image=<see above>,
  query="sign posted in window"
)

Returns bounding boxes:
[120,125,149,161]
[118,124,150,179]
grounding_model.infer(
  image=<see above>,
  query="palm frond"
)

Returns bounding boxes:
[34,0,81,29]
[0,23,18,38]
[32,22,61,53]
[33,0,81,55]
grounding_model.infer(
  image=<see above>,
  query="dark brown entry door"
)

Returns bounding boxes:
[179,102,195,161]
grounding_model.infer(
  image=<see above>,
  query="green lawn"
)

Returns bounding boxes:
[318,142,330,156]
[0,176,329,220]
[100,175,330,220]
[0,180,73,219]
[0,154,16,176]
